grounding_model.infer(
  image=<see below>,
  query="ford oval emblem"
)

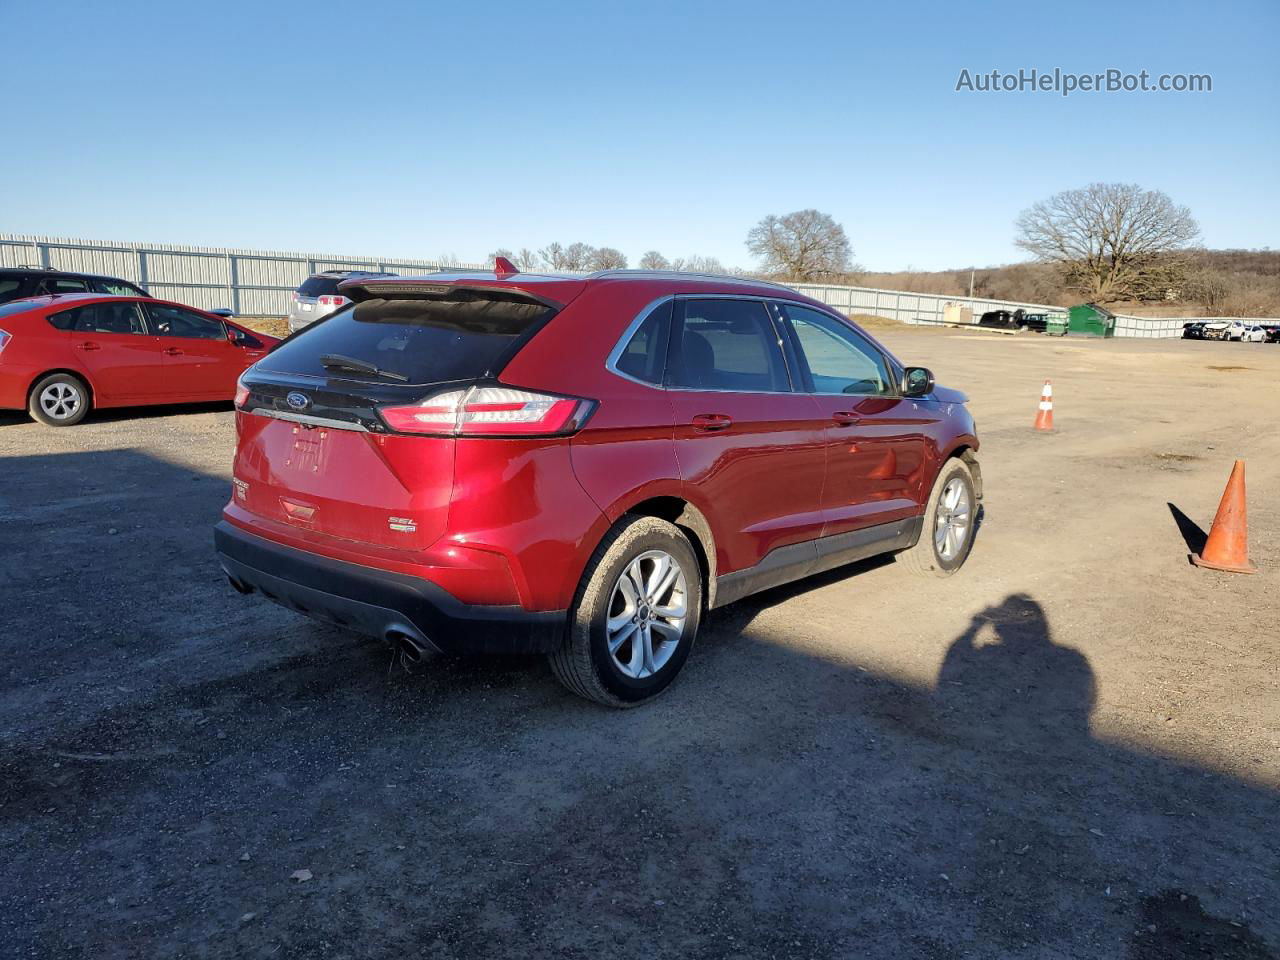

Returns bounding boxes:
[285,391,310,410]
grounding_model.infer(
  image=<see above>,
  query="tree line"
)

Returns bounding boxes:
[482,186,1278,316]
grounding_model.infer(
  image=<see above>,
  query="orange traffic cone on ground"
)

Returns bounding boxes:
[1191,460,1256,574]
[1033,380,1054,431]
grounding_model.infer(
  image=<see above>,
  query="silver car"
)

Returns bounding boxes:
[287,270,397,333]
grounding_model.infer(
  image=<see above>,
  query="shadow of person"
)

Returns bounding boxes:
[932,593,1100,946]
[935,592,1095,749]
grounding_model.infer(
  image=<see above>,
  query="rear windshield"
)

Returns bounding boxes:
[296,276,343,298]
[258,295,554,385]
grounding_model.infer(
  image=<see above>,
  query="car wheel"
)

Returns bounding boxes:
[29,373,90,427]
[898,457,978,577]
[549,516,702,707]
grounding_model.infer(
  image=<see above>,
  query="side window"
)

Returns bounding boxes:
[148,304,226,340]
[612,300,671,385]
[38,277,90,295]
[0,279,21,304]
[780,304,893,396]
[93,279,144,297]
[55,302,147,335]
[665,299,790,393]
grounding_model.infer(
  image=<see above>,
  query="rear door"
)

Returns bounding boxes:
[234,292,556,551]
[144,302,240,398]
[663,297,826,576]
[774,301,935,536]
[53,301,167,403]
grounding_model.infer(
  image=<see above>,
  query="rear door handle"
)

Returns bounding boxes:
[76,341,101,351]
[832,411,862,426]
[692,413,733,432]
[163,347,183,356]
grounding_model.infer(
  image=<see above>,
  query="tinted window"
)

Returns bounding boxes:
[781,304,892,396]
[259,295,554,386]
[0,279,21,304]
[92,279,145,297]
[297,276,343,298]
[148,304,226,340]
[613,300,671,385]
[50,302,147,335]
[666,299,790,393]
[40,277,89,295]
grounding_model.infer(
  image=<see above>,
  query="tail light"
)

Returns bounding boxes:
[379,385,595,437]
[0,328,10,357]
[234,374,250,408]
[318,295,348,307]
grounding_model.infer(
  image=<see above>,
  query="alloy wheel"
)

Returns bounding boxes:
[606,550,689,679]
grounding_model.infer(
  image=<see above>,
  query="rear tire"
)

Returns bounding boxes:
[549,516,702,708]
[29,373,90,427]
[899,457,977,577]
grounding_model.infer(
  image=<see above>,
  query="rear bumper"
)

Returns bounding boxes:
[214,520,565,655]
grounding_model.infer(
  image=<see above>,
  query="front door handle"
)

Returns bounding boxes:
[163,347,184,356]
[832,411,862,426]
[692,413,733,432]
[76,341,101,351]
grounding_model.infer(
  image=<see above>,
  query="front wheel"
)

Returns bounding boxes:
[898,457,978,577]
[549,516,702,707]
[29,373,90,426]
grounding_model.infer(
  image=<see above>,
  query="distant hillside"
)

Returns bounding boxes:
[858,249,1280,317]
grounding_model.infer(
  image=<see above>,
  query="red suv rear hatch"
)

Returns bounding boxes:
[233,279,578,552]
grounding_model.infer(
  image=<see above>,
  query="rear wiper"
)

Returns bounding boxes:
[319,353,408,382]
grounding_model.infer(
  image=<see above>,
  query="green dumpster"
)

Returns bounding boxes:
[1045,313,1069,336]
[1067,303,1117,338]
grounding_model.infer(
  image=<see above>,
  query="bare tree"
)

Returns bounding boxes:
[746,209,854,282]
[670,254,727,274]
[1014,183,1200,301]
[539,242,568,270]
[562,243,594,271]
[485,248,515,268]
[514,248,541,271]
[639,250,670,270]
[587,247,628,270]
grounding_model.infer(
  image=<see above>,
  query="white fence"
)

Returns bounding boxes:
[0,234,481,316]
[4,233,1272,338]
[789,282,1063,327]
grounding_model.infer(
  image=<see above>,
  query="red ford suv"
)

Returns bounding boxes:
[215,266,980,706]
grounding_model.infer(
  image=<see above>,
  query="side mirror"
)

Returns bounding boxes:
[902,366,934,398]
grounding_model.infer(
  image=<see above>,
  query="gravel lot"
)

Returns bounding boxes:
[1,329,1277,959]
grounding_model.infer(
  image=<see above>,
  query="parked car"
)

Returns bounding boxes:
[0,266,148,305]
[0,294,278,426]
[1261,324,1280,344]
[217,267,981,706]
[1182,322,1206,339]
[1223,320,1251,341]
[287,270,398,333]
[1201,321,1231,341]
[1241,324,1267,343]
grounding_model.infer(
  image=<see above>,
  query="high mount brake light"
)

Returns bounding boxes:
[379,386,595,437]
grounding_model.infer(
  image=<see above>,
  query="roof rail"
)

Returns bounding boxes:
[585,269,794,290]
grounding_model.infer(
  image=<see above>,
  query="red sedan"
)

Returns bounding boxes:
[0,294,278,426]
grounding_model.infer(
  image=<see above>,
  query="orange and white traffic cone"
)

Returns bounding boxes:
[1191,460,1256,574]
[1033,380,1054,431]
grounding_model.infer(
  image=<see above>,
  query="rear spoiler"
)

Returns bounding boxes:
[339,274,583,311]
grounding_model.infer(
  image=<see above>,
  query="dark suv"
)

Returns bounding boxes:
[217,266,981,706]
[0,267,148,305]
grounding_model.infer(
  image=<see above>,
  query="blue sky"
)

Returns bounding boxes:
[1,0,1275,271]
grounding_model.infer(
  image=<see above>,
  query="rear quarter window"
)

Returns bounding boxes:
[258,295,554,385]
